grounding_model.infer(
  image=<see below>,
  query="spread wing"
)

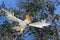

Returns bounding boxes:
[2,8,22,22]
[29,20,51,28]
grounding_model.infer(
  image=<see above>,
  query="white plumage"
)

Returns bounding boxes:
[2,8,22,22]
[29,20,50,28]
[2,8,51,34]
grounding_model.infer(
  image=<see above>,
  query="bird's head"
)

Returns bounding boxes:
[25,14,31,21]
[24,14,31,24]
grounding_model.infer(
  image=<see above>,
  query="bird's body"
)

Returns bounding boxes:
[12,16,31,34]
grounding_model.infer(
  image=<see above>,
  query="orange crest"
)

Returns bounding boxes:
[25,14,31,21]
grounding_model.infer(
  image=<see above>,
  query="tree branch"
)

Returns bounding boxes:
[4,31,19,40]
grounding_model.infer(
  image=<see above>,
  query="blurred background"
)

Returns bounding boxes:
[0,0,60,40]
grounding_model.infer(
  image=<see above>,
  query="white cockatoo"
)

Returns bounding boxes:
[2,8,51,34]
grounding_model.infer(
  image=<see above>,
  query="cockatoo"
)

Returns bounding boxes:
[2,8,51,34]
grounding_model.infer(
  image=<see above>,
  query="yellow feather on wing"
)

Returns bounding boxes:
[12,26,21,31]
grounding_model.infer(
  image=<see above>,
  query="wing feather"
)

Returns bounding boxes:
[2,8,22,22]
[29,21,50,28]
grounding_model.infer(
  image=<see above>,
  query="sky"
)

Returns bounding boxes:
[54,5,60,14]
[0,16,7,25]
[0,0,19,9]
[0,0,60,14]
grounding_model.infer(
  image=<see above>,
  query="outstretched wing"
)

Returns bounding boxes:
[2,8,22,22]
[29,20,51,28]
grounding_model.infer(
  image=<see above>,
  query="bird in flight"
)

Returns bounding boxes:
[2,8,51,34]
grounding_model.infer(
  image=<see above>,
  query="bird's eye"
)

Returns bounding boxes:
[27,24,29,26]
